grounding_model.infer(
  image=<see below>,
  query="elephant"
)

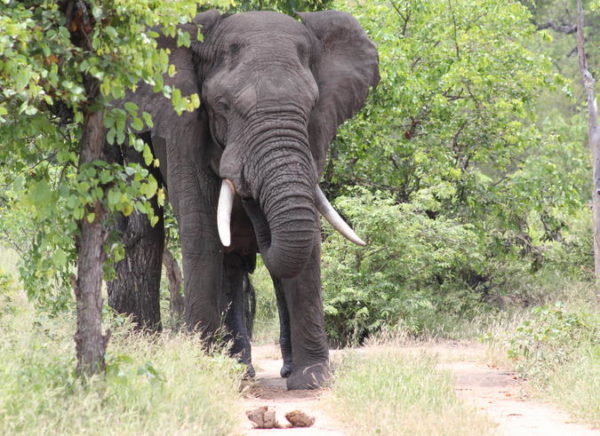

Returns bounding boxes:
[115,9,379,389]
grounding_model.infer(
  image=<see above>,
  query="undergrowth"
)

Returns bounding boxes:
[481,282,600,427]
[0,276,244,436]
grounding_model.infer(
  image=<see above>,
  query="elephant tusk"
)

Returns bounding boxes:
[217,179,235,247]
[315,187,366,246]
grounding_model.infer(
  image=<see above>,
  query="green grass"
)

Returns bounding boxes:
[324,348,496,436]
[250,261,279,345]
[0,284,244,436]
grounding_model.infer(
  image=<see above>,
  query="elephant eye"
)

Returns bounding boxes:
[229,43,241,57]
[216,98,231,112]
[296,43,309,66]
[228,43,242,69]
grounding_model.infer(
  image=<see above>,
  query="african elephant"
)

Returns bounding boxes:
[118,9,379,389]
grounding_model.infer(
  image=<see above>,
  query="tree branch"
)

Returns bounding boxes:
[537,20,576,34]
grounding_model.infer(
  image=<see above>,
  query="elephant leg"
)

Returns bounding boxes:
[242,272,256,340]
[222,253,254,377]
[272,276,293,378]
[107,203,164,331]
[277,241,330,390]
[165,129,224,339]
[177,175,223,337]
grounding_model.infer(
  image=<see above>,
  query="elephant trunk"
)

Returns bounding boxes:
[246,138,318,279]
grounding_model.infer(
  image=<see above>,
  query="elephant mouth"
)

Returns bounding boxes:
[217,178,365,259]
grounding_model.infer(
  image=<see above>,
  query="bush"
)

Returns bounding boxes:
[250,260,279,344]
[501,299,600,426]
[321,188,491,345]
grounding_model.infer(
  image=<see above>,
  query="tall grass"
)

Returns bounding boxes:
[324,348,496,436]
[486,281,600,427]
[0,282,244,435]
[250,261,279,345]
[544,342,600,426]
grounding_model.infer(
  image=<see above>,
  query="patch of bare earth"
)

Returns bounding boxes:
[424,341,599,436]
[240,344,343,435]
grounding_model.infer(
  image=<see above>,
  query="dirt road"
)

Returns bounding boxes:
[240,344,343,435]
[240,342,599,435]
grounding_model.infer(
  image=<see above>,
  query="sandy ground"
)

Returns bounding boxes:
[240,344,344,435]
[239,342,599,435]
[433,342,599,436]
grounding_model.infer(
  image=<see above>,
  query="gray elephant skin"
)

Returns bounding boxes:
[121,9,379,389]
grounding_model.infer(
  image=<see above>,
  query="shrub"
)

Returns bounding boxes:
[507,302,600,383]
[321,188,490,345]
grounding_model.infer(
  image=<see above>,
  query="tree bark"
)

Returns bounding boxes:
[576,0,600,304]
[107,205,164,331]
[74,110,110,376]
[107,145,165,331]
[162,247,184,326]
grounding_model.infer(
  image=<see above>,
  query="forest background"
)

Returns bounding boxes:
[1,0,599,434]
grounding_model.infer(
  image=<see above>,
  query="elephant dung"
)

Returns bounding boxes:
[246,406,281,429]
[285,410,316,428]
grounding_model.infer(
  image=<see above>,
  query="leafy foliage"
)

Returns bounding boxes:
[0,0,227,310]
[507,302,600,382]
[318,0,595,343]
[322,189,489,345]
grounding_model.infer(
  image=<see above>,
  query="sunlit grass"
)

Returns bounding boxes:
[324,348,496,436]
[0,245,20,277]
[250,261,279,345]
[0,283,244,436]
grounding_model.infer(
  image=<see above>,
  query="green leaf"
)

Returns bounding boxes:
[131,117,144,131]
[142,145,154,166]
[142,111,154,128]
[177,29,191,47]
[140,176,158,199]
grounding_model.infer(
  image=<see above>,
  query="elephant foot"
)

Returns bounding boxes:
[280,361,292,378]
[286,361,330,390]
[243,363,256,379]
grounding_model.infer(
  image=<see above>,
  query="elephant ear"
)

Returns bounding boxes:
[124,10,221,144]
[298,11,380,172]
[121,10,221,184]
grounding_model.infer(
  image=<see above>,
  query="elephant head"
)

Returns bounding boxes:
[133,10,379,279]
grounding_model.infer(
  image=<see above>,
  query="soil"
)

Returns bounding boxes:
[240,344,344,435]
[240,342,599,435]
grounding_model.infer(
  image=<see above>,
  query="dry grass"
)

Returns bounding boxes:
[0,283,245,436]
[0,245,20,276]
[324,347,496,436]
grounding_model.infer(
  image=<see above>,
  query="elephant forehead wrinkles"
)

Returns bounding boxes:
[221,11,308,37]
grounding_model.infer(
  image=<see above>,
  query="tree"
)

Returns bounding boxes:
[575,0,600,302]
[316,0,596,341]
[0,0,219,374]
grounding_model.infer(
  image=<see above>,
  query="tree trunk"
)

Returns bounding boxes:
[74,110,110,376]
[162,247,184,327]
[575,0,600,304]
[107,145,165,331]
[107,205,164,331]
